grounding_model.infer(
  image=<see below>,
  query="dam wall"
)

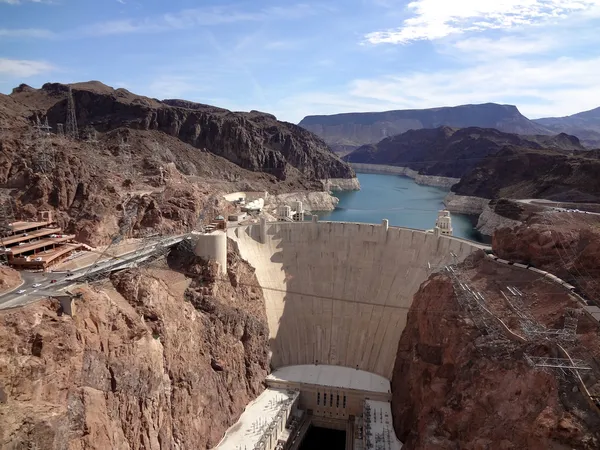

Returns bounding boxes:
[228,221,481,379]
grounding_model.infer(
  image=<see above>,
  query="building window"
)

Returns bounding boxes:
[330,393,333,407]
[336,394,340,408]
[317,392,320,406]
[323,393,327,406]
[343,395,347,408]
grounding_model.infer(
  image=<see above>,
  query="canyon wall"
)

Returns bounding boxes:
[391,262,600,449]
[0,247,269,449]
[443,192,489,216]
[350,163,459,189]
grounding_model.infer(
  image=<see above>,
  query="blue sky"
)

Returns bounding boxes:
[1,0,600,123]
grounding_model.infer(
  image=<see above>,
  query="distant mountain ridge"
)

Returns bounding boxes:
[299,103,554,152]
[343,126,583,178]
[533,107,600,148]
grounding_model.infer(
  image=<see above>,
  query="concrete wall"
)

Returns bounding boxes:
[228,221,481,379]
[194,231,227,275]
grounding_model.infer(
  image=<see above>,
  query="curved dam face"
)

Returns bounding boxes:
[228,220,481,379]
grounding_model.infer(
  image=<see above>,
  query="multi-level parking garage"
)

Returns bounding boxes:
[213,218,483,449]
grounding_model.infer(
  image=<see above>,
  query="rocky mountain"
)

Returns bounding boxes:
[343,126,584,178]
[300,103,553,152]
[0,81,357,245]
[493,211,600,301]
[452,147,600,202]
[10,81,354,182]
[393,255,600,449]
[0,245,270,449]
[534,107,600,148]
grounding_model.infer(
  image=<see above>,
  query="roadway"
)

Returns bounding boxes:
[0,234,189,310]
[515,199,600,216]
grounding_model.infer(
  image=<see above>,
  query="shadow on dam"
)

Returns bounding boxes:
[231,220,481,379]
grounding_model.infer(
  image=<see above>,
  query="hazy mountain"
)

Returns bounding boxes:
[343,126,583,178]
[300,103,554,153]
[533,107,600,148]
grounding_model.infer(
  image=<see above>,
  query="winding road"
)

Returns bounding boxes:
[0,234,189,310]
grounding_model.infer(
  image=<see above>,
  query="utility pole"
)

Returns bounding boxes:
[66,86,78,138]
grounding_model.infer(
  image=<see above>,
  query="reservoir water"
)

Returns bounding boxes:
[317,173,482,242]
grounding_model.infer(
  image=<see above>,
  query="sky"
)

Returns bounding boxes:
[1,0,600,123]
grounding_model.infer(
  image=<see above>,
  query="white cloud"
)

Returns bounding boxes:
[0,28,55,38]
[365,0,600,44]
[84,4,322,36]
[0,58,55,77]
[346,55,600,118]
[0,0,53,4]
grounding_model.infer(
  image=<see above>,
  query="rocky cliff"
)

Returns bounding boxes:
[0,244,269,449]
[1,81,357,245]
[11,81,355,183]
[452,147,600,202]
[300,103,554,151]
[493,212,600,301]
[392,256,600,449]
[350,163,460,189]
[0,267,21,294]
[344,126,584,178]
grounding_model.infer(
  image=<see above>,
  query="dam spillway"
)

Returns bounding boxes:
[228,219,482,379]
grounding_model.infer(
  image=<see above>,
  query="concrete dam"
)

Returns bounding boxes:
[228,219,481,379]
[211,219,482,449]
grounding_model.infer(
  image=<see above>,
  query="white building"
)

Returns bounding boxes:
[435,210,453,236]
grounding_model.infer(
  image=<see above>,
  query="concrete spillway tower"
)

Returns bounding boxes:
[277,205,292,221]
[194,231,227,275]
[292,201,304,222]
[435,210,453,236]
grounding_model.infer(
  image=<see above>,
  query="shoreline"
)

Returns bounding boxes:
[349,163,460,189]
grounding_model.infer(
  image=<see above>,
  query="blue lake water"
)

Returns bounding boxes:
[316,173,482,242]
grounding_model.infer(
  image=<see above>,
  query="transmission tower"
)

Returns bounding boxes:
[0,198,15,266]
[66,87,79,138]
[32,118,56,174]
[33,115,51,137]
[119,138,133,180]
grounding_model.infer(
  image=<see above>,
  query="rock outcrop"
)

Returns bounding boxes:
[350,163,459,189]
[320,177,361,191]
[10,81,355,183]
[0,245,269,449]
[493,212,600,300]
[0,267,21,294]
[392,259,600,449]
[443,192,489,215]
[344,126,584,178]
[300,103,554,151]
[266,191,340,213]
[1,81,357,245]
[452,147,600,202]
[475,202,522,237]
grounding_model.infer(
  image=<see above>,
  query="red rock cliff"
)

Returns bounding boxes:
[0,246,269,449]
[391,264,600,449]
